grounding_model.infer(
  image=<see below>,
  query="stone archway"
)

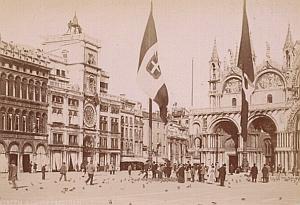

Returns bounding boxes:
[22,143,33,172]
[248,115,277,170]
[83,135,95,163]
[210,119,239,169]
[0,143,7,172]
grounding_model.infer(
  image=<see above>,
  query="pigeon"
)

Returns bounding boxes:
[165,189,168,192]
[108,200,112,204]
[39,187,44,190]
[279,197,282,200]
[186,184,191,188]
[241,198,246,201]
[142,184,145,188]
[211,202,217,204]
[177,186,180,190]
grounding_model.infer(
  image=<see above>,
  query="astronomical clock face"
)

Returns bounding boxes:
[84,105,96,127]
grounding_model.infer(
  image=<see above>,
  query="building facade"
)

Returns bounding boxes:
[43,15,118,171]
[189,26,300,171]
[0,40,50,172]
[120,96,144,170]
[98,92,121,171]
[47,54,83,171]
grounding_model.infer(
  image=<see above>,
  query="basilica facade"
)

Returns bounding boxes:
[189,25,300,172]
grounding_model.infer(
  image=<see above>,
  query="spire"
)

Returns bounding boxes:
[266,41,271,60]
[234,43,238,66]
[211,38,219,61]
[283,24,293,49]
[73,12,79,26]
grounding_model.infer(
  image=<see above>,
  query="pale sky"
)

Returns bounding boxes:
[0,0,299,111]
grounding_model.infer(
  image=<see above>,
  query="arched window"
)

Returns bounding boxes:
[15,77,21,98]
[15,112,20,131]
[35,81,41,102]
[28,80,34,100]
[8,75,14,96]
[36,113,40,133]
[0,73,6,95]
[41,113,47,133]
[267,94,273,103]
[232,98,237,107]
[7,113,13,131]
[21,78,28,99]
[41,82,47,102]
[28,112,34,132]
[0,110,5,130]
[22,115,26,132]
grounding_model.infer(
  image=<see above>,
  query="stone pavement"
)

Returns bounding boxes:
[0,171,299,205]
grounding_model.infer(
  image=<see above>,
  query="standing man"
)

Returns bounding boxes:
[33,163,37,173]
[152,162,157,178]
[128,164,132,176]
[200,163,206,182]
[262,164,268,183]
[59,162,67,181]
[218,164,226,186]
[8,161,18,189]
[85,161,95,185]
[250,163,258,182]
[41,165,46,180]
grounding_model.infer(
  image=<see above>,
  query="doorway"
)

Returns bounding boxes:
[23,154,30,172]
[9,154,18,166]
[229,155,238,170]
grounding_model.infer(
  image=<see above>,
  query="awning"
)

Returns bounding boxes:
[121,156,148,163]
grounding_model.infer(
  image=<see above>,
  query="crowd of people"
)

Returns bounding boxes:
[6,159,299,189]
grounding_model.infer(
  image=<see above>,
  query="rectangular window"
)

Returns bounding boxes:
[61,70,66,77]
[69,135,78,145]
[56,69,60,76]
[53,133,63,144]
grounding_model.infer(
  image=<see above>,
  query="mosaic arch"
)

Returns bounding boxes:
[222,76,242,94]
[255,70,286,90]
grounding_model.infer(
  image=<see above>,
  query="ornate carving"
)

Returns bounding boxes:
[89,76,96,93]
[256,73,284,89]
[224,78,241,94]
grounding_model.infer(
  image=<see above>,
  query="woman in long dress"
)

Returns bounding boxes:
[176,164,185,183]
[208,164,215,184]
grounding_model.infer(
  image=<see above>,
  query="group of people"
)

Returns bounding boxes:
[175,162,227,186]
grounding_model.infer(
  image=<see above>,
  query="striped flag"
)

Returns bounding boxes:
[238,0,255,142]
[137,3,169,124]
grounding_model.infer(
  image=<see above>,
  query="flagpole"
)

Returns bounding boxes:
[149,98,153,163]
[191,58,194,107]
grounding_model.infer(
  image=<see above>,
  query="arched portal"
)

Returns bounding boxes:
[211,119,239,170]
[0,143,7,172]
[83,135,95,163]
[248,115,277,169]
[8,143,19,167]
[22,143,33,172]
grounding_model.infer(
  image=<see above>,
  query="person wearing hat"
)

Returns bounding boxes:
[250,163,258,182]
[218,163,226,186]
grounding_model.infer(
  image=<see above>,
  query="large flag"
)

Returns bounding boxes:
[238,0,255,142]
[137,3,169,124]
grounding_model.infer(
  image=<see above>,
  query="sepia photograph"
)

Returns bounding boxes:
[0,0,299,204]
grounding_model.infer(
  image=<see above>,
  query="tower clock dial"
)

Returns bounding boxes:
[84,105,96,127]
